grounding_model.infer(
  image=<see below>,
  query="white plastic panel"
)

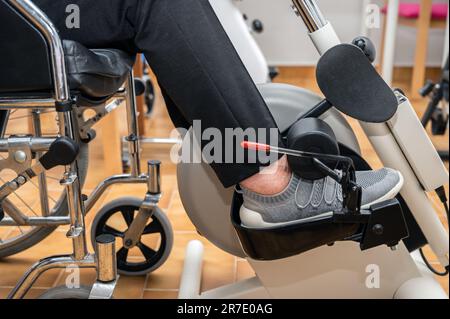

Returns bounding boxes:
[387,94,449,191]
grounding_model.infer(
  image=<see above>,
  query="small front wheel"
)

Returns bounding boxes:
[39,286,92,299]
[91,197,173,276]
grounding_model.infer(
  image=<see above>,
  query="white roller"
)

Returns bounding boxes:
[395,277,448,299]
[178,240,205,299]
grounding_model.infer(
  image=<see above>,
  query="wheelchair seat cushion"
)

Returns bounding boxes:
[63,40,135,99]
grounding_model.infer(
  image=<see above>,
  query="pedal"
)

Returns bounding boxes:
[232,191,409,261]
[359,199,409,251]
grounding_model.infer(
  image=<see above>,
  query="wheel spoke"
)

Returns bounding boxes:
[45,175,62,181]
[9,110,53,121]
[29,179,57,204]
[103,225,124,238]
[0,177,39,217]
[121,209,134,227]
[116,247,129,262]
[137,242,156,260]
[142,220,162,235]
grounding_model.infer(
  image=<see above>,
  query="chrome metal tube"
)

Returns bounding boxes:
[124,73,141,176]
[148,161,161,194]
[95,235,117,283]
[139,137,182,145]
[58,109,89,261]
[84,174,148,213]
[62,172,88,261]
[0,137,55,152]
[8,254,96,299]
[32,110,50,216]
[291,0,327,32]
[1,199,28,225]
[8,0,69,102]
[0,98,56,109]
[0,216,71,226]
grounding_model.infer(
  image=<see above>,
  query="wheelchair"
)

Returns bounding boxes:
[0,0,172,298]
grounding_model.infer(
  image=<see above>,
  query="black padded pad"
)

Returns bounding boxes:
[0,0,53,93]
[0,39,134,100]
[316,44,398,123]
[63,40,135,98]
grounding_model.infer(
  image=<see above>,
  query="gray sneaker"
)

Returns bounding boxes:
[356,168,404,209]
[240,168,404,228]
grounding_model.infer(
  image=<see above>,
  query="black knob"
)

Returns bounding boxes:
[252,20,264,33]
[419,80,435,97]
[352,36,376,63]
[372,224,384,236]
[39,137,80,170]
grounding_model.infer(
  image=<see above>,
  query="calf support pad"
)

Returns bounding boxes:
[316,44,398,123]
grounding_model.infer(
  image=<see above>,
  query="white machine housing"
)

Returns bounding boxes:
[210,0,270,84]
[387,93,449,191]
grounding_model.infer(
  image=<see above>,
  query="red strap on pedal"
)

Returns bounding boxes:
[241,141,271,152]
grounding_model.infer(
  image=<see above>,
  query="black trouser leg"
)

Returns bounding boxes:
[37,0,283,188]
[134,0,283,187]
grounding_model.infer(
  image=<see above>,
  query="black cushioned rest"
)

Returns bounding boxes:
[0,40,134,100]
[316,44,398,123]
[63,40,135,99]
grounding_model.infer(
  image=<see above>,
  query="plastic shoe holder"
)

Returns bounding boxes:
[231,193,409,261]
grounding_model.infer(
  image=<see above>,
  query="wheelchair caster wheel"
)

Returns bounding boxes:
[91,197,173,276]
[39,286,92,299]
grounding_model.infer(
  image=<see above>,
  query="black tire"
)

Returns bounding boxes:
[91,197,173,276]
[0,142,89,258]
[144,78,155,115]
[39,286,92,299]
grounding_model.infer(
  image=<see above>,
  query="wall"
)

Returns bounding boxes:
[235,0,448,66]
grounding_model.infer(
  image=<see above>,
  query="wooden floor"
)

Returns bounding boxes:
[0,67,448,299]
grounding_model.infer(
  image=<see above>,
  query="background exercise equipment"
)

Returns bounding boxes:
[420,56,449,161]
[176,0,449,299]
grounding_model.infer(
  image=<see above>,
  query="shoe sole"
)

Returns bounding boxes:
[361,172,404,210]
[240,172,405,229]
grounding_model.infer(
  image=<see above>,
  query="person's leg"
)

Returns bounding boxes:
[36,0,289,193]
[34,0,140,54]
[36,0,403,227]
[134,0,286,189]
[132,0,403,227]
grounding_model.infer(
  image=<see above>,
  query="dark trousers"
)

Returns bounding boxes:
[35,0,283,187]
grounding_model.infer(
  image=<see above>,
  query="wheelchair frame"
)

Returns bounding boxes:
[0,0,162,299]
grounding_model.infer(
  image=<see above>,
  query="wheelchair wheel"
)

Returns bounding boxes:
[144,78,155,116]
[91,197,173,276]
[0,110,89,258]
[39,286,92,299]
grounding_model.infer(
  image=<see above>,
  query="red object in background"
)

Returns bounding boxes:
[382,3,448,20]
